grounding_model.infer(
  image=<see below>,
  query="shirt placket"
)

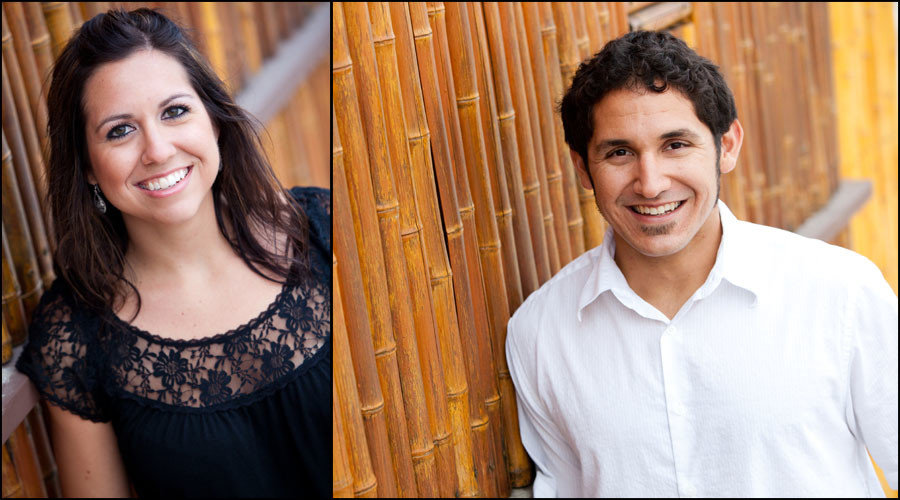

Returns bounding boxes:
[659,323,699,497]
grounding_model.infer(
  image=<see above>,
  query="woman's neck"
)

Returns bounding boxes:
[122,193,238,288]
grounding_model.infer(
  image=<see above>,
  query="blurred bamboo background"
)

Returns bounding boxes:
[333,2,897,498]
[2,2,328,498]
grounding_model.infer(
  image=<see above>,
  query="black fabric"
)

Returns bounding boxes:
[16,186,331,498]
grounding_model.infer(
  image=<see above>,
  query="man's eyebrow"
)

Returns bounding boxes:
[94,93,193,134]
[593,128,703,153]
[658,128,702,142]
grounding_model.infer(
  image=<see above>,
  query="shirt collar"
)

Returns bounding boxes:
[715,200,764,304]
[577,200,762,322]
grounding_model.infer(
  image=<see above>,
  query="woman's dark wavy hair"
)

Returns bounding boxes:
[45,8,308,321]
[559,30,737,166]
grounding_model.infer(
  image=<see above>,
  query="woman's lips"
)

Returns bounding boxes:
[136,166,193,198]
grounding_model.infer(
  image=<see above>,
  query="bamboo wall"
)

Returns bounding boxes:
[333,2,897,498]
[829,2,898,295]
[1,2,328,498]
[829,5,898,497]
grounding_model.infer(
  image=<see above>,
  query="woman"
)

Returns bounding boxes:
[14,8,330,498]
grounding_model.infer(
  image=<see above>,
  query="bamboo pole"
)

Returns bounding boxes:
[6,419,47,497]
[481,2,540,300]
[518,2,572,268]
[367,3,451,496]
[41,2,74,59]
[79,3,111,21]
[513,3,561,275]
[399,3,478,495]
[237,2,264,75]
[1,131,42,324]
[735,2,769,225]
[794,4,828,213]
[536,2,586,258]
[492,2,552,286]
[715,3,747,219]
[1,442,22,498]
[467,2,524,317]
[333,106,396,497]
[333,250,378,498]
[444,4,518,496]
[2,57,54,289]
[582,3,604,55]
[551,2,606,251]
[344,3,437,495]
[2,314,10,365]
[410,2,493,496]
[23,3,55,100]
[333,4,417,496]
[426,3,501,496]
[3,2,52,193]
[2,224,28,347]
[334,382,356,498]
[466,6,532,488]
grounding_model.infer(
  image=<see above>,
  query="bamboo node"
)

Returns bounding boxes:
[360,400,386,416]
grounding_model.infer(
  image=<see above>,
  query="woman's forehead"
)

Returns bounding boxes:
[83,50,194,118]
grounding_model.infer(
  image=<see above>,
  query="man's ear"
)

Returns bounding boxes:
[719,118,744,175]
[569,149,594,190]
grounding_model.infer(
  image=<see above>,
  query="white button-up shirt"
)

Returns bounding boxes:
[506,201,898,497]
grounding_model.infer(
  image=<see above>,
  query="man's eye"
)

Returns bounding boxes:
[610,149,629,157]
[668,141,688,150]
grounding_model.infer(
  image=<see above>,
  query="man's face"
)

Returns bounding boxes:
[571,87,742,258]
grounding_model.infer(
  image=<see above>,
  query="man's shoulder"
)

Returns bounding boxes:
[509,245,604,339]
[735,217,886,290]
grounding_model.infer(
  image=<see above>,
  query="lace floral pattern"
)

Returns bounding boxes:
[16,187,332,420]
[99,275,330,409]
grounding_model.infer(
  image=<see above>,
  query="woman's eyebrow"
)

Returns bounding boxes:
[94,92,193,133]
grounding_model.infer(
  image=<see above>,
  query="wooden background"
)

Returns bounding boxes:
[1,2,329,498]
[333,2,897,498]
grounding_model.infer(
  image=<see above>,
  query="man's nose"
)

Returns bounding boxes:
[632,153,671,200]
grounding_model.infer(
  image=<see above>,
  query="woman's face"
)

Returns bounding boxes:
[83,49,219,227]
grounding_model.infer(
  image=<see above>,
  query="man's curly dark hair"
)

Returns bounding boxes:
[559,30,737,167]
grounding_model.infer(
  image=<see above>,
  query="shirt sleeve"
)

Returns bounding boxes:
[845,258,898,491]
[288,186,331,256]
[14,279,109,422]
[506,310,580,497]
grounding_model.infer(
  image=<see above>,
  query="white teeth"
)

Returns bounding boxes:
[140,167,189,191]
[633,201,681,215]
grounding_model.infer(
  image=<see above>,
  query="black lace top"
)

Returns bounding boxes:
[16,186,331,498]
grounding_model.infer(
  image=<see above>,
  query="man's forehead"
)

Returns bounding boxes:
[589,88,706,144]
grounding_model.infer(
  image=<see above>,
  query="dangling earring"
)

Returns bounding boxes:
[92,184,107,214]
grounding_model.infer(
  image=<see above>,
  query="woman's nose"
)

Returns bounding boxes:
[140,123,177,166]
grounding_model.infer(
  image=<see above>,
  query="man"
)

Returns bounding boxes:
[505,30,897,497]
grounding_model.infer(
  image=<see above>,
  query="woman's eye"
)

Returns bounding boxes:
[105,105,190,141]
[107,124,133,140]
[163,105,190,119]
